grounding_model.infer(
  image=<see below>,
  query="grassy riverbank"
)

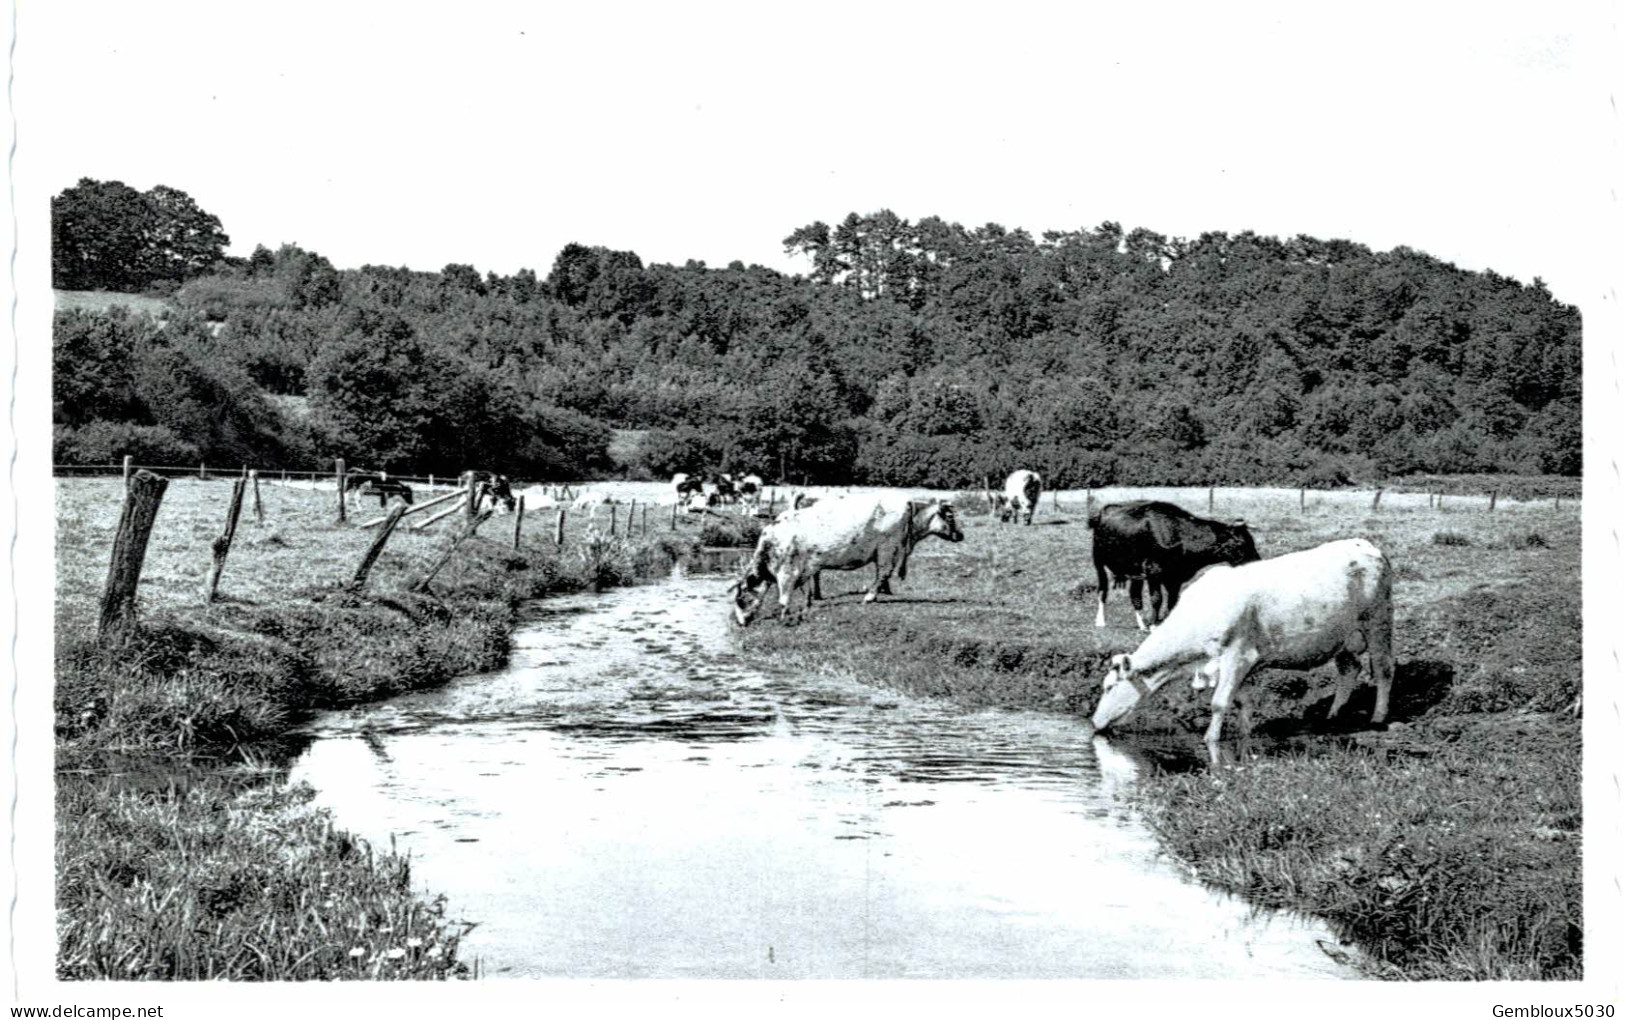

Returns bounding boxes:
[733,489,1582,980]
[54,477,699,980]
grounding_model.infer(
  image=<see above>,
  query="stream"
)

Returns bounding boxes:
[288,577,1356,979]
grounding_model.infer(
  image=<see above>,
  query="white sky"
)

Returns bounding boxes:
[19,0,1615,305]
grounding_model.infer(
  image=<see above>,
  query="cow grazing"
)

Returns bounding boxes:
[1090,538,1395,761]
[731,494,965,626]
[572,489,618,511]
[992,470,1043,525]
[1088,500,1259,631]
[467,471,517,513]
[343,471,414,507]
[672,472,703,503]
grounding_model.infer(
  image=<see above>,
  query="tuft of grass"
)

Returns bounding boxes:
[1135,729,1581,979]
[698,514,764,548]
[56,776,470,980]
[1431,530,1472,547]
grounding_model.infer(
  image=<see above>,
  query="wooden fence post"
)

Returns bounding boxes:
[555,508,566,547]
[249,469,263,523]
[410,508,495,594]
[1085,488,1093,517]
[512,495,526,549]
[122,455,132,487]
[199,461,207,480]
[608,505,618,537]
[1489,489,1498,512]
[1208,486,1215,512]
[464,471,478,520]
[642,506,649,536]
[205,478,247,603]
[670,501,678,531]
[98,470,168,646]
[628,499,637,535]
[1299,486,1306,511]
[335,458,347,522]
[351,504,408,591]
[1554,496,1561,511]
[429,474,435,489]
[1371,487,1384,511]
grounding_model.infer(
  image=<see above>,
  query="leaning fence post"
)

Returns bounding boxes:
[351,504,408,591]
[512,495,526,549]
[98,470,169,646]
[122,454,132,487]
[335,458,347,522]
[410,508,496,594]
[205,478,247,603]
[249,469,263,523]
[1489,488,1498,512]
[555,508,566,547]
[1371,487,1384,511]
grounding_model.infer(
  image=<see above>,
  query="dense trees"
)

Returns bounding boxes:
[52,192,1582,484]
[52,179,229,292]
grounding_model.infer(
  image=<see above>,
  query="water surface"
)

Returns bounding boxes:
[290,579,1356,979]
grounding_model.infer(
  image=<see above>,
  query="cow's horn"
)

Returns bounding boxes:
[1232,518,1247,527]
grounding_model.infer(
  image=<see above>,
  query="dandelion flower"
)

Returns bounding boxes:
[387,947,407,960]
[407,937,424,949]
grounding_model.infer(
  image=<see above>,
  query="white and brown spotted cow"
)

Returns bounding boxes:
[731,493,964,625]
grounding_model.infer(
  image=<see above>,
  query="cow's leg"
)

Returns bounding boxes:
[1129,578,1149,632]
[810,571,824,601]
[1148,583,1165,629]
[1204,646,1259,762]
[1094,564,1109,627]
[868,549,900,603]
[1328,649,1364,719]
[1367,608,1395,725]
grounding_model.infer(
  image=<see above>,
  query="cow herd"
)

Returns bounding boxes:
[728,470,1396,761]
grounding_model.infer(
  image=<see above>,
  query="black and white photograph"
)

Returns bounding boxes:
[4,0,1620,1013]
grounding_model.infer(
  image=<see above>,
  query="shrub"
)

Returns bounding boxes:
[54,421,200,466]
[699,515,764,548]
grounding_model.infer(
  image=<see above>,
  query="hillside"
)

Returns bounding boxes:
[51,215,1581,487]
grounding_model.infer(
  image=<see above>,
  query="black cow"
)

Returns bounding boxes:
[344,471,414,507]
[468,471,517,512]
[1088,500,1260,631]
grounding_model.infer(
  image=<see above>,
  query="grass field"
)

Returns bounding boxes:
[731,488,1582,979]
[53,475,704,980]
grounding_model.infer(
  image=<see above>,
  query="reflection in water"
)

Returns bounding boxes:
[289,579,1357,979]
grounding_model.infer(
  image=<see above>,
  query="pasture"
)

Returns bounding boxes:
[732,486,1582,979]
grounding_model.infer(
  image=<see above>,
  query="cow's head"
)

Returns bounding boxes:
[1101,652,1134,691]
[1216,519,1260,565]
[1092,653,1144,732]
[728,572,769,627]
[921,501,965,543]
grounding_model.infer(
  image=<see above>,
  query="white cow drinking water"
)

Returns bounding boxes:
[1089,538,1395,761]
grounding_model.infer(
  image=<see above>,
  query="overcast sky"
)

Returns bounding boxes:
[25,1,1611,304]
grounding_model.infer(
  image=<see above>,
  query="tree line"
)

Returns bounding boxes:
[52,182,1581,486]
